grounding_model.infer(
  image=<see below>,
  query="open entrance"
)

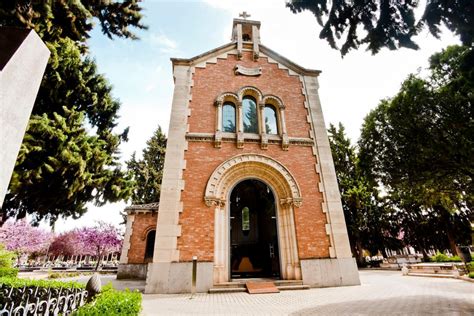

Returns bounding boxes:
[230,179,280,279]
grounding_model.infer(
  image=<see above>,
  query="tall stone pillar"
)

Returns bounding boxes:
[0,27,50,207]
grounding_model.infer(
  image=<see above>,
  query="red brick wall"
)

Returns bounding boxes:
[178,51,330,262]
[127,212,157,264]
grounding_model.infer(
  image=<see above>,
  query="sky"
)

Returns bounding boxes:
[44,0,460,233]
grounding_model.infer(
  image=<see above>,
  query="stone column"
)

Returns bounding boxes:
[236,101,244,148]
[214,100,222,148]
[252,25,260,60]
[259,102,268,149]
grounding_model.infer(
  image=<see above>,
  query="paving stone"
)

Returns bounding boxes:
[141,270,474,315]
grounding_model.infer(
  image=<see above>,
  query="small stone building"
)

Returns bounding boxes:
[118,17,360,293]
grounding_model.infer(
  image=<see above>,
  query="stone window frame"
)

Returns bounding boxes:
[214,86,289,150]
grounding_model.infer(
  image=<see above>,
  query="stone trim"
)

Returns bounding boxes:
[119,214,135,264]
[186,133,314,147]
[171,42,320,76]
[150,65,192,265]
[205,154,302,284]
[302,75,353,259]
[204,154,302,207]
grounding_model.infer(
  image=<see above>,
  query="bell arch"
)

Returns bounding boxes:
[204,154,302,284]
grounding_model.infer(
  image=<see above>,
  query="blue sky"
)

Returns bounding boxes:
[49,0,460,232]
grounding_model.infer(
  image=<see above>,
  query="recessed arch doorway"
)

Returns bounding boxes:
[204,154,303,284]
[229,179,280,278]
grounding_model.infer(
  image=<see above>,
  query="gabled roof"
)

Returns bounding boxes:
[171,41,321,77]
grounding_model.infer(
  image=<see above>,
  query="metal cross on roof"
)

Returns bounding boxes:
[239,11,251,20]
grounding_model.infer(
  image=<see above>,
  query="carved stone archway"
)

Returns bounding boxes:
[204,154,302,283]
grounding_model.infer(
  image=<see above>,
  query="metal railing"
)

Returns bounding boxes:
[0,285,88,316]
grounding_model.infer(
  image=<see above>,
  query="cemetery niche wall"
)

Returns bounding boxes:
[118,17,360,293]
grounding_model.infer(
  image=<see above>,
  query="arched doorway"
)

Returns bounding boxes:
[230,179,280,278]
[205,154,303,284]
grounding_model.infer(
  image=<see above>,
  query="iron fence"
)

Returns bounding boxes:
[0,285,88,316]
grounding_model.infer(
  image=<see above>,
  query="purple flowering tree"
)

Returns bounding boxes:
[0,219,52,263]
[77,221,122,270]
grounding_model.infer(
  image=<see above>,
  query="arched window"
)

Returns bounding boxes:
[242,96,258,133]
[264,105,278,134]
[144,230,156,260]
[222,102,236,132]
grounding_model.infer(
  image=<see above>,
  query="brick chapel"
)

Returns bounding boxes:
[118,16,360,293]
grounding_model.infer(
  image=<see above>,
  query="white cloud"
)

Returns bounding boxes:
[149,32,179,53]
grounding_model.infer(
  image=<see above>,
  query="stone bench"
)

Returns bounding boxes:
[403,263,466,277]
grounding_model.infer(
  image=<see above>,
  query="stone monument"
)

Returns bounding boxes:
[0,27,50,206]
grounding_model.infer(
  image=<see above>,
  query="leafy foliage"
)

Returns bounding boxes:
[358,45,473,255]
[430,251,462,262]
[0,244,16,268]
[127,126,167,204]
[287,0,474,55]
[0,1,145,224]
[0,268,18,278]
[328,123,401,265]
[0,219,52,257]
[0,277,85,289]
[76,222,122,270]
[74,285,141,316]
[0,1,146,43]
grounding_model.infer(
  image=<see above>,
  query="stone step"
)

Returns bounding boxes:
[274,280,304,286]
[208,287,247,294]
[407,273,455,279]
[277,284,310,291]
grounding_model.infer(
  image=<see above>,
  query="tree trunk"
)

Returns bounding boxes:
[438,205,460,256]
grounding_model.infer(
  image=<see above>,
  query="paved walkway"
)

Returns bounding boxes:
[141,270,474,315]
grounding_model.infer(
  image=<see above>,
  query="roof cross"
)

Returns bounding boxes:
[239,11,251,20]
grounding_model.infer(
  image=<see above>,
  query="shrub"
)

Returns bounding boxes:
[74,284,142,316]
[468,262,474,272]
[430,251,462,262]
[0,276,85,289]
[0,244,16,268]
[469,272,474,279]
[0,267,18,278]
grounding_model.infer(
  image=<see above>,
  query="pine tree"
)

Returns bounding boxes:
[127,127,167,204]
[287,0,474,56]
[0,1,145,225]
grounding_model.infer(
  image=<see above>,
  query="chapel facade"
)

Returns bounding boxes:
[118,17,360,293]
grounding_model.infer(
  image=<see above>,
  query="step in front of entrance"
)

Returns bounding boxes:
[208,280,309,294]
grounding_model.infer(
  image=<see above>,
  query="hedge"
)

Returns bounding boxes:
[0,267,18,278]
[0,276,85,289]
[430,252,462,262]
[74,285,141,316]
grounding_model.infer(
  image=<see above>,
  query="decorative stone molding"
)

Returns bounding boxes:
[214,131,222,148]
[236,132,244,148]
[234,64,262,76]
[262,95,284,109]
[204,198,226,207]
[282,134,290,151]
[237,86,263,102]
[280,197,303,208]
[204,154,302,206]
[215,92,239,104]
[260,133,268,150]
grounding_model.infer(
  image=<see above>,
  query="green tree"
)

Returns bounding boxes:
[359,45,473,255]
[0,1,145,225]
[127,126,167,204]
[328,123,400,265]
[287,0,474,56]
